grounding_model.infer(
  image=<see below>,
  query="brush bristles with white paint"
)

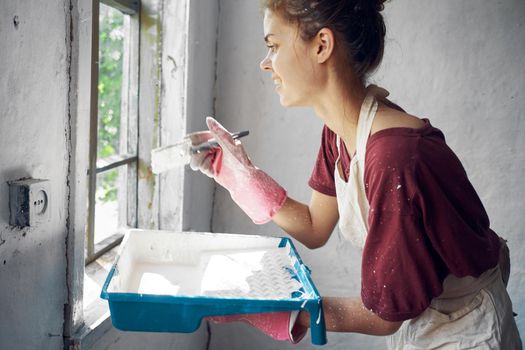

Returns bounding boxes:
[151,130,249,174]
[151,140,193,174]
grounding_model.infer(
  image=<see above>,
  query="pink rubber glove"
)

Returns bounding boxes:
[206,311,307,344]
[190,117,287,224]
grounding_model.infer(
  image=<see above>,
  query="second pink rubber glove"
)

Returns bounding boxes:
[190,117,287,224]
[206,311,307,344]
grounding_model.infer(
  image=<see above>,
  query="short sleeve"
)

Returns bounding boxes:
[308,126,338,196]
[361,127,500,322]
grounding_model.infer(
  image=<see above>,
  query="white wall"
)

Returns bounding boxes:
[0,2,69,349]
[83,327,208,350]
[183,0,221,232]
[1,1,523,349]
[210,0,525,349]
[0,0,214,349]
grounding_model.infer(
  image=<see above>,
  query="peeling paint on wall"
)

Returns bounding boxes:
[137,0,162,230]
[0,0,69,347]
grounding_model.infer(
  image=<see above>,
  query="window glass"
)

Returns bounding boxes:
[94,169,119,244]
[93,4,128,247]
[98,4,124,158]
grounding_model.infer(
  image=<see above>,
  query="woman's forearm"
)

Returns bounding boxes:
[272,191,340,249]
[272,197,319,248]
[298,296,403,336]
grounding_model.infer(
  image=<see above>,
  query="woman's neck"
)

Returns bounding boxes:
[312,73,366,150]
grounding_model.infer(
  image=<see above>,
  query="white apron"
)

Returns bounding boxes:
[334,85,387,246]
[334,86,522,349]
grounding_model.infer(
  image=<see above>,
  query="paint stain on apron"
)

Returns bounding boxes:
[334,85,522,349]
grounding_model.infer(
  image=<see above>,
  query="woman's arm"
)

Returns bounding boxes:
[273,193,404,336]
[272,190,339,249]
[298,296,403,336]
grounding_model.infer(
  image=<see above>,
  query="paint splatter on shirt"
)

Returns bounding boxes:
[308,119,501,321]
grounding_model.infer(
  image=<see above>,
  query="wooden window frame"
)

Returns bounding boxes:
[65,0,190,346]
[85,0,140,265]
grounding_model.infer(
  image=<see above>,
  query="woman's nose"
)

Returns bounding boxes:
[259,53,272,72]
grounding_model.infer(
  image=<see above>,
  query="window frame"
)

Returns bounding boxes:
[65,0,190,346]
[85,0,139,265]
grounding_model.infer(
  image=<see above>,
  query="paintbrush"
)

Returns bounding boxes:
[151,130,249,174]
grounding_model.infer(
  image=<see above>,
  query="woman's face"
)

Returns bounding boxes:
[260,9,319,107]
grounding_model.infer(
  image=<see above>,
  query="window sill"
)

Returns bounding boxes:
[74,244,121,348]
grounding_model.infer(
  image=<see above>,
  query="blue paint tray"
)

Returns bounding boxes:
[100,229,327,345]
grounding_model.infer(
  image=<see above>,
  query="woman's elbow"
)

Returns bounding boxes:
[304,234,329,249]
[380,320,403,336]
[304,241,323,249]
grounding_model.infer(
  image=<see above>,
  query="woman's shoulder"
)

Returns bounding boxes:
[366,112,447,169]
[366,114,466,186]
[371,103,426,136]
[369,101,445,145]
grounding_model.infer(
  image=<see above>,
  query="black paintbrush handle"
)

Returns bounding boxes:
[191,130,250,153]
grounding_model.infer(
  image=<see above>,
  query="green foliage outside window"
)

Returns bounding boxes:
[97,5,124,203]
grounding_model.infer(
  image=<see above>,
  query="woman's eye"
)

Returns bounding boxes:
[266,44,277,53]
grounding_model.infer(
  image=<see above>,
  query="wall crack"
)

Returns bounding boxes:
[62,0,75,344]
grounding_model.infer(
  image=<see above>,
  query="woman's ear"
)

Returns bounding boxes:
[315,27,335,64]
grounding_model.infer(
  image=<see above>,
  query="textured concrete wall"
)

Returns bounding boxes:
[211,0,525,349]
[0,0,211,349]
[183,0,220,232]
[85,327,208,350]
[0,2,69,349]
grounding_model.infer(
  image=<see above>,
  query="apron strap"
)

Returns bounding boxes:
[355,85,389,162]
[334,85,390,179]
[333,85,389,248]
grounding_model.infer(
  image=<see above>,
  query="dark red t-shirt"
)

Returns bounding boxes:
[308,120,501,321]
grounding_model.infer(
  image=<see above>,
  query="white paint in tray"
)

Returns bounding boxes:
[108,230,304,300]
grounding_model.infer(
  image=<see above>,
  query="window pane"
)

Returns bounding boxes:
[86,3,136,264]
[95,169,120,244]
[98,4,125,158]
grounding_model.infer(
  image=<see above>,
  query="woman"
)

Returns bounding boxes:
[192,0,522,348]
